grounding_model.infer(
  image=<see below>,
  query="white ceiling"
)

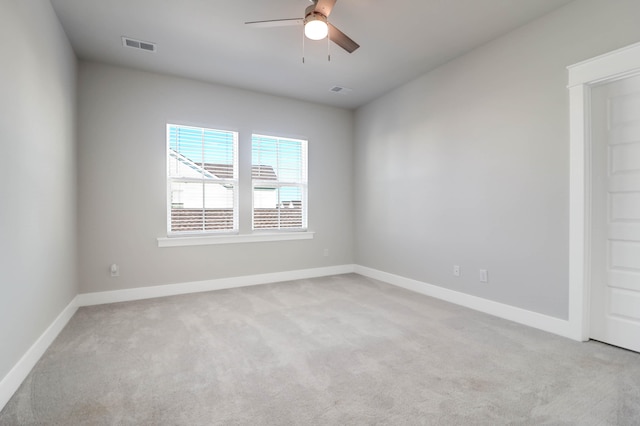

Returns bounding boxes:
[50,0,574,109]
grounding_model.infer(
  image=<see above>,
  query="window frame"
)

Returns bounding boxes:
[251,133,309,232]
[166,123,239,236]
[158,126,314,247]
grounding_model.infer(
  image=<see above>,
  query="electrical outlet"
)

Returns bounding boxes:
[110,264,119,277]
[453,265,460,277]
[323,249,329,257]
[479,269,488,283]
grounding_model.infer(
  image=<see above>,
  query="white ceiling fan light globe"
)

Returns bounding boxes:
[304,16,328,40]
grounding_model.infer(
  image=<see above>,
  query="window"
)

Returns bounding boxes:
[167,124,238,234]
[252,134,308,230]
[162,126,310,244]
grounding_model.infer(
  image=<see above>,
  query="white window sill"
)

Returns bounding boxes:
[157,231,314,248]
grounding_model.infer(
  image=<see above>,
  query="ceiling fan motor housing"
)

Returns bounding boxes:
[304,5,327,22]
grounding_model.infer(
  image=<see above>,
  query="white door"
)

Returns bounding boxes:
[590,73,640,352]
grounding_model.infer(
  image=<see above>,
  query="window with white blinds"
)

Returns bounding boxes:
[167,124,238,234]
[252,134,308,230]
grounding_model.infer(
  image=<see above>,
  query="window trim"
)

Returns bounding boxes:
[157,231,314,247]
[161,125,313,246]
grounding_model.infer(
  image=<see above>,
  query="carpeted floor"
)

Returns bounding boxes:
[1,273,639,425]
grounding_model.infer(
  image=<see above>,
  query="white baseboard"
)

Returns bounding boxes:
[77,264,357,306]
[354,265,575,340]
[0,296,79,412]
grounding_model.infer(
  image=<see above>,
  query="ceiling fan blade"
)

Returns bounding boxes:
[328,23,359,53]
[314,0,337,17]
[245,18,303,28]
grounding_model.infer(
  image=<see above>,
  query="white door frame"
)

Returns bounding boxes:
[568,41,640,341]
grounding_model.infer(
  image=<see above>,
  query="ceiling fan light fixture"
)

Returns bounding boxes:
[304,12,328,40]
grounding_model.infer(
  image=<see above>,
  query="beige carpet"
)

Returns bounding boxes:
[1,273,639,425]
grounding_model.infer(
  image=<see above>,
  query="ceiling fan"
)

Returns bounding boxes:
[244,0,360,54]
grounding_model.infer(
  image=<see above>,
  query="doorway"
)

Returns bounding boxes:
[568,41,640,351]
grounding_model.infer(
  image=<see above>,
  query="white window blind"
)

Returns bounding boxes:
[252,134,308,230]
[167,124,238,234]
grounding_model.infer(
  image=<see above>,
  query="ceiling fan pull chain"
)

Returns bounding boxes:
[302,27,306,64]
[327,23,331,62]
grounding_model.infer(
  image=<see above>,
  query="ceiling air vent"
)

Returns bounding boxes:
[330,86,352,94]
[122,36,157,53]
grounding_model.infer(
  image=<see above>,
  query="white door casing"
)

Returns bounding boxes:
[589,75,640,352]
[568,41,640,346]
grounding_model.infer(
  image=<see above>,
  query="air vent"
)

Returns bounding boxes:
[330,86,352,94]
[122,36,157,53]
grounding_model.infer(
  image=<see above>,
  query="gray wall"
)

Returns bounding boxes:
[354,0,640,319]
[0,0,77,380]
[77,62,354,293]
